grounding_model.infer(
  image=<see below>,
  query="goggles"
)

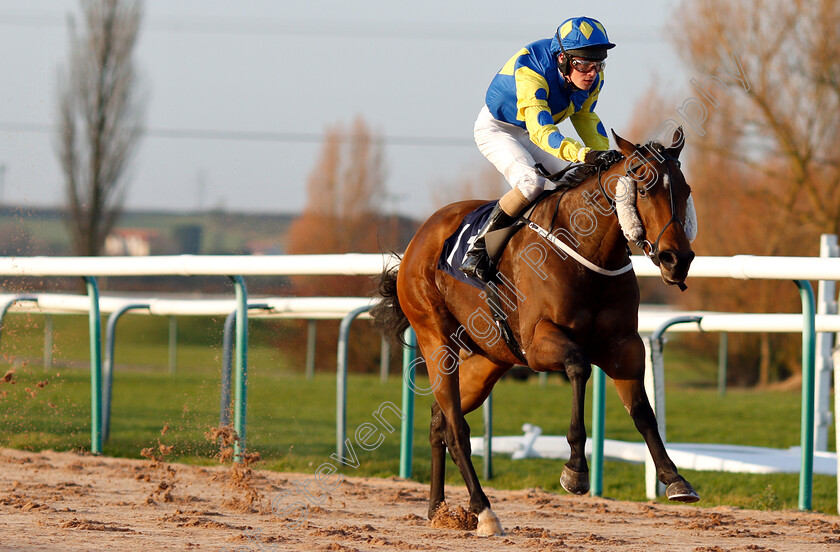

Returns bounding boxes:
[570,57,605,73]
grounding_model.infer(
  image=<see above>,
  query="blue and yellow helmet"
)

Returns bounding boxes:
[551,16,615,61]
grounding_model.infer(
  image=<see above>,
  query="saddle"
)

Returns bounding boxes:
[486,163,596,269]
[436,163,597,362]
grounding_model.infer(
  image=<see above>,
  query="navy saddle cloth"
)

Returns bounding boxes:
[437,201,498,290]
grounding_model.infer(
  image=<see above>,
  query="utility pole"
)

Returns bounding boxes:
[0,164,7,205]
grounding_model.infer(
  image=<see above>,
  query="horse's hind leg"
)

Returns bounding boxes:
[436,370,503,536]
[413,332,503,536]
[428,353,511,523]
[428,402,446,519]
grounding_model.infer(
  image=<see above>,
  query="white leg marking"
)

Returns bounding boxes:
[476,507,504,537]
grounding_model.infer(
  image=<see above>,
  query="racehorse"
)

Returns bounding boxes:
[371,128,698,536]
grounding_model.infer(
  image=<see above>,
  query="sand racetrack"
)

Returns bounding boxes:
[1,447,838,552]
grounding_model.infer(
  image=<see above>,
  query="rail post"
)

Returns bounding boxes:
[220,303,270,429]
[718,332,728,396]
[85,277,103,454]
[335,305,373,459]
[305,320,317,380]
[794,279,816,511]
[815,234,838,451]
[483,391,493,480]
[103,303,151,441]
[590,367,606,497]
[229,276,248,460]
[399,328,417,478]
[168,317,178,374]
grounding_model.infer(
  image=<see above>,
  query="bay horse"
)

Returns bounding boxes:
[371,128,698,536]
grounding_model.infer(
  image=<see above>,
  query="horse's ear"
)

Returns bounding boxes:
[611,129,636,157]
[667,126,686,158]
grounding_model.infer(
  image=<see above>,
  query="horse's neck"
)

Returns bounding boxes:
[541,179,628,268]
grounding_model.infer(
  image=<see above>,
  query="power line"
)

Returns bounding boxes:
[0,12,670,44]
[0,121,475,147]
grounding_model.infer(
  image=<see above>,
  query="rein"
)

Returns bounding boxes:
[524,149,686,277]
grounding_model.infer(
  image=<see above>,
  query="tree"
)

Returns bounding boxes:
[283,118,392,373]
[671,0,840,245]
[286,117,390,293]
[58,0,145,256]
[626,0,840,385]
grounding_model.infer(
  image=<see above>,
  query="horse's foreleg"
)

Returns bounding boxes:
[562,351,592,494]
[428,402,446,520]
[606,335,700,503]
[613,377,699,502]
[529,320,591,495]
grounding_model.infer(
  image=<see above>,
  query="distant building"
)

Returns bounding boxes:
[104,229,160,256]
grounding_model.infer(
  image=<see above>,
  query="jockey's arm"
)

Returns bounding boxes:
[514,66,589,163]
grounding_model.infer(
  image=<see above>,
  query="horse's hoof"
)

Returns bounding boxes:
[476,508,504,537]
[666,479,700,503]
[560,465,590,495]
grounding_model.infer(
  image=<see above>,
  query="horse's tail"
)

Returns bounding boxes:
[370,262,411,346]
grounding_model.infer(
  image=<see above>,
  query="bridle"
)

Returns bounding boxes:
[597,149,685,267]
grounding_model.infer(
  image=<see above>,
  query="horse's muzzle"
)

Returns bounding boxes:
[657,249,695,285]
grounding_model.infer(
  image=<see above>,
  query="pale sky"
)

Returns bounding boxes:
[0,0,687,219]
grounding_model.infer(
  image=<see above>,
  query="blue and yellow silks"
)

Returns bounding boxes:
[484,38,609,162]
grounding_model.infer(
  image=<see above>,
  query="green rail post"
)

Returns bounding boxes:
[336,305,373,459]
[168,317,177,374]
[718,332,728,397]
[305,320,317,380]
[229,276,248,460]
[482,391,493,481]
[590,366,606,496]
[85,277,102,455]
[794,279,816,511]
[399,328,416,478]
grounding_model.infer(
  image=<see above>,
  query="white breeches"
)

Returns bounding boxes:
[473,105,570,201]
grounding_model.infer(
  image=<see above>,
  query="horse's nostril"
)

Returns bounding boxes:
[658,251,677,268]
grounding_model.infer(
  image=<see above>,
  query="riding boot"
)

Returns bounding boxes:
[460,203,516,282]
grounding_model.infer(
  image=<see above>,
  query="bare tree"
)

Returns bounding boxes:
[284,117,390,373]
[58,0,145,256]
[636,0,840,385]
[672,0,840,243]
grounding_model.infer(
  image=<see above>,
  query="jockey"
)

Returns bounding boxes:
[461,16,623,282]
